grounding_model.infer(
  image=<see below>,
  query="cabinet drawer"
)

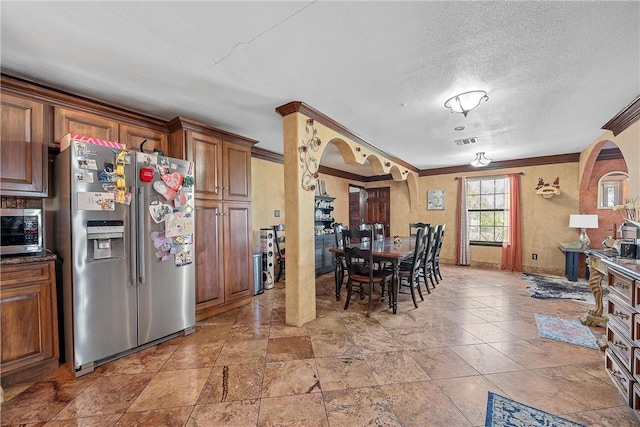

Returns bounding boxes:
[607,322,635,372]
[0,262,51,287]
[610,270,634,306]
[634,383,640,410]
[608,294,634,336]
[633,346,640,383]
[605,349,634,407]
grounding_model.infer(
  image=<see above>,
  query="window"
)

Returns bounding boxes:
[597,171,628,209]
[467,177,508,245]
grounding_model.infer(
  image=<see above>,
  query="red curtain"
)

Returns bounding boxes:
[501,174,522,271]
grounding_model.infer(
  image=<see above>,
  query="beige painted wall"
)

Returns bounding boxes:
[251,158,285,246]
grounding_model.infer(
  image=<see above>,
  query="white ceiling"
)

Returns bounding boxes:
[2,1,638,175]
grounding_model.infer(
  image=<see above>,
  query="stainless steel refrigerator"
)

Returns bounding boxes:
[55,134,195,377]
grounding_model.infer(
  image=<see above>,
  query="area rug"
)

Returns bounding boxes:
[522,273,599,304]
[534,313,599,350]
[485,391,585,427]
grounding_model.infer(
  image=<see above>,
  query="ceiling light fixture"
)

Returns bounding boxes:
[469,152,492,167]
[444,90,488,117]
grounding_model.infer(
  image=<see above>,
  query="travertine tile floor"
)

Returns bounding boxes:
[2,266,640,426]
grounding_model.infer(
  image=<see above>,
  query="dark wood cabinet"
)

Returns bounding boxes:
[195,200,224,308]
[119,123,169,155]
[0,260,59,386]
[223,142,251,201]
[315,234,335,275]
[0,93,47,196]
[54,107,119,143]
[168,118,256,320]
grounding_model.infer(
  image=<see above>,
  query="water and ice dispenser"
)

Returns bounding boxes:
[86,220,125,260]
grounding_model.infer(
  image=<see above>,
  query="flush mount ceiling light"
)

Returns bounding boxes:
[469,152,492,167]
[444,90,489,117]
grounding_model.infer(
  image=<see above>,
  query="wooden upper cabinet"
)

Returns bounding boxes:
[223,141,251,201]
[0,93,47,196]
[190,132,223,199]
[119,123,169,155]
[54,107,118,144]
[168,117,256,201]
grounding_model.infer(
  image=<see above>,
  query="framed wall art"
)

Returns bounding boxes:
[427,189,445,210]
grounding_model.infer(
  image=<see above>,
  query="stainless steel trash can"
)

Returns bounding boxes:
[252,252,264,295]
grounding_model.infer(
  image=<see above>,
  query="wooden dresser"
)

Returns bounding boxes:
[600,257,640,412]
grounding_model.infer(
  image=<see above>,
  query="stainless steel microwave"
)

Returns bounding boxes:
[0,208,44,255]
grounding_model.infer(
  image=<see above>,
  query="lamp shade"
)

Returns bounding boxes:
[569,214,599,229]
[444,90,488,117]
[469,152,492,167]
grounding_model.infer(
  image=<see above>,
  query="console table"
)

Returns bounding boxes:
[558,246,588,282]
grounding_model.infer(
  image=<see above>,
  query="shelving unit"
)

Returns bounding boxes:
[315,196,336,275]
[314,196,335,230]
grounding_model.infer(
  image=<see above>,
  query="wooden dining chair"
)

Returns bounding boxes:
[333,223,348,300]
[397,226,427,308]
[273,224,286,282]
[343,228,392,317]
[409,222,430,237]
[421,225,438,292]
[432,224,446,284]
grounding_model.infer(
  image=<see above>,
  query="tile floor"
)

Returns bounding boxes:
[2,266,640,426]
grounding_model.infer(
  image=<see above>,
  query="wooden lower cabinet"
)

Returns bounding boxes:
[315,235,335,275]
[0,260,59,386]
[194,200,253,320]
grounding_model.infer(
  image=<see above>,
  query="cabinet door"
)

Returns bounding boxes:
[322,235,335,272]
[223,141,251,201]
[223,202,253,302]
[119,123,168,155]
[0,262,57,374]
[188,132,222,200]
[54,107,119,143]
[315,236,324,274]
[195,200,224,308]
[0,94,46,195]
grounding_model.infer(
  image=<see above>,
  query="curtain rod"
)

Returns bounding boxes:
[454,172,524,180]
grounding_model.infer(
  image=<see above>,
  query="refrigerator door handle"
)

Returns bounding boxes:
[130,192,137,286]
[138,186,146,284]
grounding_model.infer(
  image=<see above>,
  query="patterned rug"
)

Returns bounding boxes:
[534,313,599,350]
[485,392,585,427]
[522,273,599,304]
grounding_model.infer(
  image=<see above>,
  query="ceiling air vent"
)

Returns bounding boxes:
[455,137,478,146]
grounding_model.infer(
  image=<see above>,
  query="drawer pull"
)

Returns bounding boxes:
[613,311,630,320]
[611,369,628,384]
[613,340,629,351]
[613,281,630,290]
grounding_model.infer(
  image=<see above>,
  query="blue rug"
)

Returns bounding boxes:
[522,273,597,304]
[485,392,585,427]
[534,313,599,350]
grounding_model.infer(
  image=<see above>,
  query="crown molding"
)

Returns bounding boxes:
[602,95,640,136]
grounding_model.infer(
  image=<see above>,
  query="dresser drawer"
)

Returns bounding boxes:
[605,349,634,407]
[607,322,635,372]
[633,383,640,410]
[608,294,634,335]
[610,269,634,306]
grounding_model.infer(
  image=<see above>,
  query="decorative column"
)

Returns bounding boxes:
[282,113,318,326]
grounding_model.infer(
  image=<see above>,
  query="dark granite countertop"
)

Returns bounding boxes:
[585,249,640,280]
[0,251,57,266]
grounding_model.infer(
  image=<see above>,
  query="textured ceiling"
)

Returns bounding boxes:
[1,1,638,174]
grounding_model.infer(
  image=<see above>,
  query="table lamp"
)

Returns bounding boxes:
[569,214,599,249]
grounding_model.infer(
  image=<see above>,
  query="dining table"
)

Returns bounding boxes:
[329,236,417,314]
